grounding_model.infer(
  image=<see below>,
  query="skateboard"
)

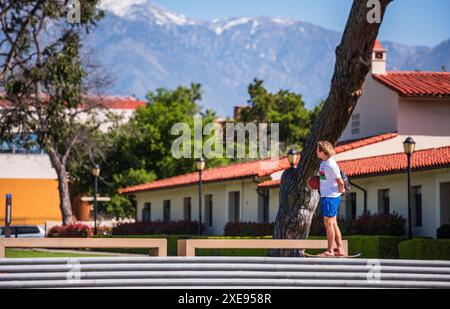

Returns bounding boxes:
[304,252,361,258]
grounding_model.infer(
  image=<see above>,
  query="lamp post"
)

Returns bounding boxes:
[196,158,205,235]
[403,137,416,240]
[287,149,299,168]
[92,164,100,236]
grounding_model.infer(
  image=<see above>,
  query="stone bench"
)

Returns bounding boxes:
[177,239,348,257]
[0,238,167,258]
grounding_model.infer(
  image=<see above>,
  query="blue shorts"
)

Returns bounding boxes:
[321,197,341,218]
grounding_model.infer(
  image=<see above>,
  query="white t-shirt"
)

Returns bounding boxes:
[319,157,342,198]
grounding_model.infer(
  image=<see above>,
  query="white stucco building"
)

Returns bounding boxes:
[121,41,450,238]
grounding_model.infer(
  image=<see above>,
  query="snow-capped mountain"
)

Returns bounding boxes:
[89,0,448,116]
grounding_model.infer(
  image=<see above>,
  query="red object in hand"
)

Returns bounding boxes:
[308,176,320,190]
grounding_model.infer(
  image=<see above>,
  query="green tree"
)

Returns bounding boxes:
[239,79,314,152]
[0,1,105,225]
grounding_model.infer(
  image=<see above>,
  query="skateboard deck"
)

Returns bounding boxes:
[304,252,361,258]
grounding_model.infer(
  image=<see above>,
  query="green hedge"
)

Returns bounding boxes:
[399,239,450,260]
[345,236,406,259]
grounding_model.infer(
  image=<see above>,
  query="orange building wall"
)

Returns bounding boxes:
[0,179,61,226]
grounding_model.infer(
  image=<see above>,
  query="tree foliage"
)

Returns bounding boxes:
[238,79,319,151]
[0,0,106,224]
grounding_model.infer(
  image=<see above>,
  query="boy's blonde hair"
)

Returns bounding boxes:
[317,140,336,157]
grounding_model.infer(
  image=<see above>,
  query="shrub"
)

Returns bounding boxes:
[48,223,93,238]
[399,239,450,260]
[112,221,201,235]
[224,222,274,236]
[437,224,450,239]
[346,235,406,259]
[350,212,406,236]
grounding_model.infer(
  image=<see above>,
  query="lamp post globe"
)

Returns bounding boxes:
[287,149,299,167]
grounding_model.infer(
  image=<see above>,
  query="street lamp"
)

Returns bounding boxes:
[403,137,416,240]
[196,158,205,235]
[92,164,100,236]
[287,149,299,168]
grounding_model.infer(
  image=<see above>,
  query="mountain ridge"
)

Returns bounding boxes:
[91,0,448,116]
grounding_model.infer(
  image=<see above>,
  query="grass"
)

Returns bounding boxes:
[5,249,108,259]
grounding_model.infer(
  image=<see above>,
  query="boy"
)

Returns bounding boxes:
[316,140,346,257]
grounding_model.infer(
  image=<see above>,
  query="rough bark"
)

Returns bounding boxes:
[47,146,74,225]
[270,0,392,257]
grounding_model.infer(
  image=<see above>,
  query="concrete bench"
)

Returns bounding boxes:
[0,238,167,258]
[177,239,348,257]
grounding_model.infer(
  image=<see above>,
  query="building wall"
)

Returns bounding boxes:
[340,75,399,141]
[397,97,450,136]
[134,168,450,238]
[349,168,450,238]
[269,188,280,223]
[0,179,61,225]
[0,154,61,226]
[0,154,56,179]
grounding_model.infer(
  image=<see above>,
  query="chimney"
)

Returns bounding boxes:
[372,39,387,74]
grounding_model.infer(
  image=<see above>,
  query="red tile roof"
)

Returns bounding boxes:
[120,133,398,194]
[0,94,146,110]
[335,133,397,153]
[119,157,282,194]
[100,97,147,110]
[339,146,450,177]
[258,146,450,188]
[373,72,450,97]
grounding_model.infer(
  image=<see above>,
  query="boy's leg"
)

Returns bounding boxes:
[332,218,345,255]
[324,217,335,253]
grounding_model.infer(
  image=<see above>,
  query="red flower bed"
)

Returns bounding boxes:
[48,223,93,238]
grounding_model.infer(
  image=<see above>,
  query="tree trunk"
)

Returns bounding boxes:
[270,0,392,257]
[47,147,74,225]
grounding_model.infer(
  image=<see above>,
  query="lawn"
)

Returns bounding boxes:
[5,249,107,258]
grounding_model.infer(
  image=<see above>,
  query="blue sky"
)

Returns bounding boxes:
[153,0,450,47]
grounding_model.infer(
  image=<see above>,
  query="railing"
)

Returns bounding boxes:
[0,238,167,258]
[177,239,348,257]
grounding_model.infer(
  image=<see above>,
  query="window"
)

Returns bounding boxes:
[228,192,240,223]
[375,51,384,60]
[142,203,151,222]
[205,195,213,227]
[0,134,43,154]
[183,198,191,221]
[345,193,357,221]
[378,189,390,214]
[441,183,450,225]
[412,186,422,227]
[351,114,360,135]
[163,200,171,223]
[258,190,270,224]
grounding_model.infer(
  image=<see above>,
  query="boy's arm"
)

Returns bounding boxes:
[336,178,345,194]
